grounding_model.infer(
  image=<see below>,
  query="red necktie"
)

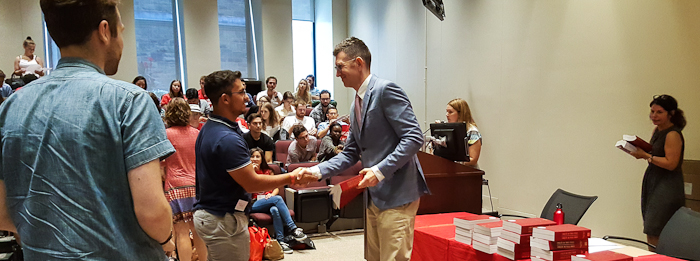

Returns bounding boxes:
[354,94,363,127]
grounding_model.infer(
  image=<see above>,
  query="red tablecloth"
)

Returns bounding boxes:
[411,212,681,261]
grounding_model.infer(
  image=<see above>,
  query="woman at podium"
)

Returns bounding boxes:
[445,98,482,168]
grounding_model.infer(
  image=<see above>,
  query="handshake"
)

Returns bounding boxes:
[289,168,323,186]
[288,167,380,188]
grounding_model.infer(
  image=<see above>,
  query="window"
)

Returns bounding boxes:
[43,23,61,72]
[218,0,259,78]
[134,0,187,98]
[292,0,316,93]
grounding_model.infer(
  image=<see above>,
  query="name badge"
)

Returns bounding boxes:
[235,199,248,212]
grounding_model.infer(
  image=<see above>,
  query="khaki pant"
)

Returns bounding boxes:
[193,210,250,261]
[366,199,420,261]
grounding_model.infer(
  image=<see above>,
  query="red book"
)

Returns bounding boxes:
[532,224,591,241]
[503,218,557,234]
[531,247,587,261]
[622,135,652,153]
[454,214,500,230]
[501,229,532,244]
[474,221,503,237]
[497,238,531,253]
[531,237,588,250]
[329,175,365,209]
[571,251,633,261]
[497,247,531,260]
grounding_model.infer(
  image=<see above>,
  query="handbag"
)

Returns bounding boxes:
[248,225,269,261]
[263,239,284,261]
[7,74,24,90]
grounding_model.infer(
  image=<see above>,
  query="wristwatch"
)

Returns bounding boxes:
[647,156,653,163]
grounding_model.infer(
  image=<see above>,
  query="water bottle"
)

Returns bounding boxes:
[553,203,565,225]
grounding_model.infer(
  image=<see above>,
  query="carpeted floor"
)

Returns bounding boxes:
[282,230,365,261]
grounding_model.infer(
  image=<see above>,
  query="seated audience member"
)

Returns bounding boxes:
[306,74,320,101]
[260,103,281,139]
[132,75,147,90]
[318,122,344,162]
[286,124,317,167]
[0,70,13,98]
[14,37,45,78]
[256,76,283,107]
[257,95,270,108]
[249,148,307,254]
[161,80,184,110]
[317,107,350,140]
[236,116,249,133]
[275,91,295,120]
[14,74,38,92]
[162,98,207,261]
[281,101,317,138]
[294,78,312,105]
[309,90,335,125]
[445,98,482,168]
[197,75,213,113]
[186,88,211,117]
[189,104,203,130]
[243,113,274,163]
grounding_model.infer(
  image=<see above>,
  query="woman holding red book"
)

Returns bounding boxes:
[629,94,686,250]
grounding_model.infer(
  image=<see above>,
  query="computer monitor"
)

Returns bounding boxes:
[430,122,469,162]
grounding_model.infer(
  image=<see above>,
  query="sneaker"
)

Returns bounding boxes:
[291,227,308,242]
[279,241,293,254]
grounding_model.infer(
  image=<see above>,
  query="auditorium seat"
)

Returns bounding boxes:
[274,140,293,166]
[285,162,332,229]
[250,164,295,230]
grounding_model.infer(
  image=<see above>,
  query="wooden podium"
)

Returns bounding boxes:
[416,151,485,215]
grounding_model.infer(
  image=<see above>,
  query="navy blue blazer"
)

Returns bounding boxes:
[317,75,430,210]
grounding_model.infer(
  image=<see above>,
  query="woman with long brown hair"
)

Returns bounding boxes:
[445,98,482,168]
[260,103,280,139]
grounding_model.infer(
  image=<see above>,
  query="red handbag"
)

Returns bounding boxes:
[248,226,270,261]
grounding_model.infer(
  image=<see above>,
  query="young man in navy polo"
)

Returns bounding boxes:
[193,70,317,261]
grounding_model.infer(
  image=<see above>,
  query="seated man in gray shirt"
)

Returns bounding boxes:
[286,124,317,168]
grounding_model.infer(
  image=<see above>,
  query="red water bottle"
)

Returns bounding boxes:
[553,203,564,225]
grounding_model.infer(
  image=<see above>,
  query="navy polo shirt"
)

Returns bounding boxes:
[194,114,252,216]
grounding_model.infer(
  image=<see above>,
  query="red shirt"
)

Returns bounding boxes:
[254,169,274,196]
[163,126,199,190]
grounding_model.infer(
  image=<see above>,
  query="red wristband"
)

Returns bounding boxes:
[290,173,296,185]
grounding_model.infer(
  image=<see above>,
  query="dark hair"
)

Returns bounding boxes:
[306,74,315,89]
[186,88,199,100]
[283,91,294,100]
[650,94,686,130]
[169,80,183,98]
[320,90,331,98]
[205,70,242,105]
[292,124,307,139]
[132,76,147,90]
[333,36,372,69]
[329,121,342,132]
[23,37,36,47]
[266,76,277,85]
[0,70,5,78]
[326,107,338,116]
[148,92,161,112]
[249,148,271,172]
[247,112,262,125]
[41,0,120,48]
[22,74,39,85]
[164,97,190,127]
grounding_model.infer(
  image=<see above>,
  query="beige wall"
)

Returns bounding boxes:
[348,0,700,241]
[183,0,221,89]
[261,0,295,93]
[113,0,138,83]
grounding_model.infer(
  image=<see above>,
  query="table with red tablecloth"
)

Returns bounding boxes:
[411,212,682,261]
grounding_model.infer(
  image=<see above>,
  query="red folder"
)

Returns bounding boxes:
[330,175,365,209]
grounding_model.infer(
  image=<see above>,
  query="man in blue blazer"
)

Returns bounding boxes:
[305,37,430,261]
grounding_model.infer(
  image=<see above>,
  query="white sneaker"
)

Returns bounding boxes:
[279,241,293,254]
[292,227,308,242]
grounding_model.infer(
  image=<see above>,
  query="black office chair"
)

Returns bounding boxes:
[501,189,598,225]
[604,207,700,260]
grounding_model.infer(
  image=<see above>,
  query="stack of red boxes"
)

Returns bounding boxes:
[497,218,557,260]
[530,224,591,261]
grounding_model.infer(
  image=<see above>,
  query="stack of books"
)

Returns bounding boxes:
[453,215,500,245]
[530,224,591,261]
[472,221,503,254]
[497,218,557,260]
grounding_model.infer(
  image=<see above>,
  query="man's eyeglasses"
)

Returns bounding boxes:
[335,57,358,71]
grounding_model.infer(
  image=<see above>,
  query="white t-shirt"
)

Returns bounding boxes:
[281,116,316,137]
[255,90,283,107]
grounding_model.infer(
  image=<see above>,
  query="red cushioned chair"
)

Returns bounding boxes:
[305,106,312,116]
[274,140,293,167]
